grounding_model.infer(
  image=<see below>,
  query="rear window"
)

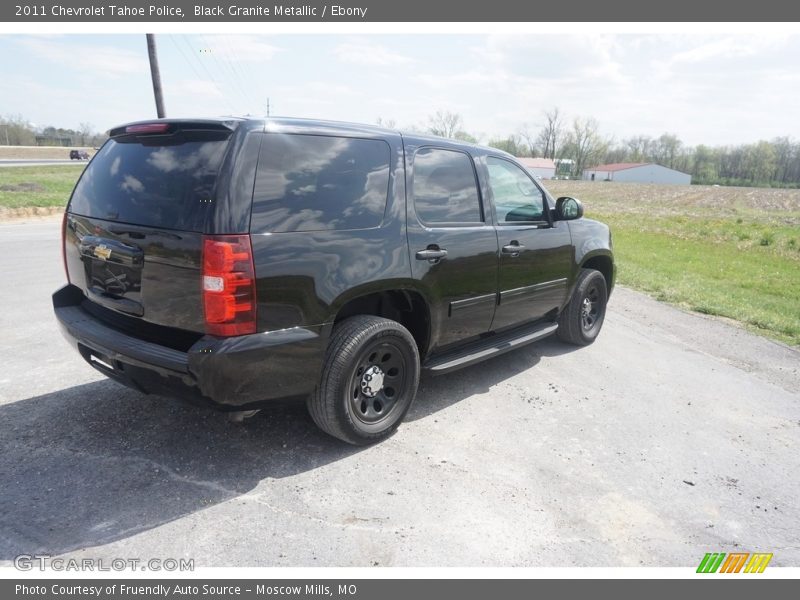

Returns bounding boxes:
[251,133,391,233]
[68,133,229,231]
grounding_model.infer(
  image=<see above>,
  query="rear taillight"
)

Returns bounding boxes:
[61,211,70,284]
[202,234,257,336]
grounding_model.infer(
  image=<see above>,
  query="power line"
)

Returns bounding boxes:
[169,34,205,82]
[221,35,269,116]
[220,36,265,115]
[178,35,238,115]
[204,35,258,113]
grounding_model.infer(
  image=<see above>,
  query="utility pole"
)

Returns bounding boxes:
[266,98,271,117]
[146,34,166,118]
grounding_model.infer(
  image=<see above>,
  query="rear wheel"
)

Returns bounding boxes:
[308,315,420,445]
[557,268,608,345]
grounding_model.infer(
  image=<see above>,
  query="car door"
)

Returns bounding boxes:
[406,144,499,351]
[484,155,573,331]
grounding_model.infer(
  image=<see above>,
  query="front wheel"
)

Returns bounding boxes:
[308,316,420,445]
[557,268,608,345]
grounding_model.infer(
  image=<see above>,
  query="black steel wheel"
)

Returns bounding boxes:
[557,268,608,345]
[308,316,420,445]
[581,284,602,331]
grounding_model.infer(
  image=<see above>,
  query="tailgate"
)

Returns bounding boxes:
[64,214,206,333]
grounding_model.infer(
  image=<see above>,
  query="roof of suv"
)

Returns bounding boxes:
[110,116,514,159]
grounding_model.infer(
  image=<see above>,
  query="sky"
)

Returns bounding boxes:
[1,33,799,147]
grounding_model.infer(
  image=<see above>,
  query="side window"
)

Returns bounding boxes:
[486,157,546,223]
[251,133,391,233]
[413,148,482,225]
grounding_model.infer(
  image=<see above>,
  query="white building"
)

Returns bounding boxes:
[583,162,691,185]
[516,157,556,180]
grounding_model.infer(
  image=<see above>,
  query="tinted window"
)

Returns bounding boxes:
[487,156,546,223]
[251,134,391,233]
[69,135,228,231]
[413,148,482,225]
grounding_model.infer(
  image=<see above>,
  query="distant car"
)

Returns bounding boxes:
[69,150,89,160]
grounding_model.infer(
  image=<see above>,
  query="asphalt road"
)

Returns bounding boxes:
[0,216,798,568]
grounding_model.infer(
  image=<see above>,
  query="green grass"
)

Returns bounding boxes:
[545,181,800,346]
[0,165,82,209]
[598,225,800,345]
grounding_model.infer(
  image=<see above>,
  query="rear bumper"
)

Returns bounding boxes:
[53,285,327,409]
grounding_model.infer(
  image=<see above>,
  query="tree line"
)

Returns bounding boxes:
[5,109,797,187]
[419,109,800,188]
[1,114,107,148]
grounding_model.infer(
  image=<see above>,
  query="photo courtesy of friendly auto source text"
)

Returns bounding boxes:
[0,0,799,594]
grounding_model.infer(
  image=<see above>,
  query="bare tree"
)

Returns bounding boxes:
[78,122,94,146]
[0,114,36,146]
[564,117,607,176]
[488,134,525,156]
[376,117,397,129]
[454,130,478,143]
[653,133,682,169]
[518,123,538,157]
[537,107,563,159]
[624,135,653,162]
[427,110,463,139]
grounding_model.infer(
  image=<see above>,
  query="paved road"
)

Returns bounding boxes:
[0,216,798,567]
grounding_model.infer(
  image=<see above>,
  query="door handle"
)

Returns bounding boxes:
[502,242,525,257]
[416,246,448,261]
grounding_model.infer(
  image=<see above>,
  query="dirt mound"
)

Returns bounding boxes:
[0,182,46,192]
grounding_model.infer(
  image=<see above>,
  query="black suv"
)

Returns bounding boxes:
[53,118,614,444]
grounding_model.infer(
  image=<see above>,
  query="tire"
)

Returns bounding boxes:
[308,315,420,445]
[557,268,608,346]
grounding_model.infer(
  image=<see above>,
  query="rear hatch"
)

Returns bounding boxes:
[63,121,234,342]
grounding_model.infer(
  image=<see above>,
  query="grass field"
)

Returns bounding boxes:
[548,181,800,346]
[0,166,798,346]
[0,165,83,210]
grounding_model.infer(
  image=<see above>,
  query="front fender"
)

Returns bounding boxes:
[567,218,615,295]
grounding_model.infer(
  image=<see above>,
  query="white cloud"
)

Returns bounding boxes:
[665,35,789,65]
[175,79,225,98]
[17,37,147,76]
[200,34,282,63]
[333,41,413,66]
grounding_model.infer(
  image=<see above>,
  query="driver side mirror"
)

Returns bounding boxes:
[554,196,584,221]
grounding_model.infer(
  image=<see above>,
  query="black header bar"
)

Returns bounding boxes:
[3,0,800,22]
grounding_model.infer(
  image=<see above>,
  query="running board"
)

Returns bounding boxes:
[423,322,558,374]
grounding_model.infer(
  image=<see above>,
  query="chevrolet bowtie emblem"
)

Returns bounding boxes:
[93,244,112,261]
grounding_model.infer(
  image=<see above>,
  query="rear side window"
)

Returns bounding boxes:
[251,134,391,233]
[412,148,482,225]
[69,134,229,231]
